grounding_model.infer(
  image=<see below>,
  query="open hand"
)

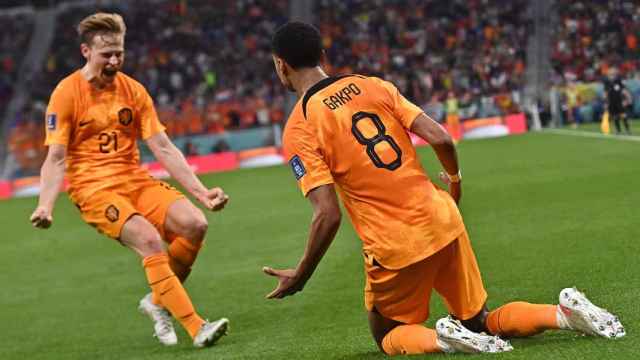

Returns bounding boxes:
[200,187,229,211]
[30,206,52,229]
[263,267,306,299]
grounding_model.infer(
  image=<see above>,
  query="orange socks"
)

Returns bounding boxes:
[143,253,204,338]
[168,236,202,282]
[152,236,202,305]
[381,301,560,355]
[486,302,559,337]
[381,325,442,355]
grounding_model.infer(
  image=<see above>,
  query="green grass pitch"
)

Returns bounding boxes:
[1,131,638,359]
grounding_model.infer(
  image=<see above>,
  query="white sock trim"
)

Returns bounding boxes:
[436,338,453,353]
[556,305,572,330]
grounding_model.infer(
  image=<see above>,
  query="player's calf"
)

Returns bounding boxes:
[168,236,203,282]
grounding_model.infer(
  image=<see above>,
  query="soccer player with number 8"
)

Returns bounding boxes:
[263,21,625,356]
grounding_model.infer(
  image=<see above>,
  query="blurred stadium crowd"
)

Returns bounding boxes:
[317,0,529,121]
[551,0,640,126]
[553,0,639,83]
[1,0,639,179]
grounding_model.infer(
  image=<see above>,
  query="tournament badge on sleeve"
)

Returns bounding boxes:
[289,155,306,180]
[46,114,57,130]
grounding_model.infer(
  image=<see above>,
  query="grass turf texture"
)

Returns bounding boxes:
[1,132,638,359]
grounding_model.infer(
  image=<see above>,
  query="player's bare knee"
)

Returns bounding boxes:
[184,216,208,243]
[138,231,164,255]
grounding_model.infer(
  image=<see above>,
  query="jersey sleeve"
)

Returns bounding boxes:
[283,114,334,197]
[137,85,165,139]
[373,77,424,130]
[44,83,74,146]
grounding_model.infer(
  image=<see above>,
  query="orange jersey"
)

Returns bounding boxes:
[283,75,465,269]
[45,70,165,203]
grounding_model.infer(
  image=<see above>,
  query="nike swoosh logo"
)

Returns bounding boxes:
[160,285,174,296]
[79,120,93,127]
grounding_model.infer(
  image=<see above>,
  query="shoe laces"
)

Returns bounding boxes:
[154,309,174,335]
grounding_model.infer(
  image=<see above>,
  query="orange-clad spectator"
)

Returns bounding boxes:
[172,111,189,138]
[446,34,457,50]
[239,96,257,128]
[620,60,636,75]
[8,121,46,176]
[204,102,225,134]
[206,113,225,134]
[182,101,204,135]
[495,91,516,114]
[270,106,284,124]
[599,61,610,77]
[484,25,496,42]
[626,33,637,51]
[216,102,233,128]
[243,34,258,53]
[158,105,177,137]
[514,59,525,76]
[351,40,369,56]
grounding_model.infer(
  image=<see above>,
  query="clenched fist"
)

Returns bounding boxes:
[30,206,53,229]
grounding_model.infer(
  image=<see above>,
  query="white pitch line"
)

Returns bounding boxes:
[542,128,640,142]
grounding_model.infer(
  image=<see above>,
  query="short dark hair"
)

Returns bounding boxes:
[272,21,322,69]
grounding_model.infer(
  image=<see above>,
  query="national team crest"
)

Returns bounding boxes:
[105,204,120,222]
[118,108,133,126]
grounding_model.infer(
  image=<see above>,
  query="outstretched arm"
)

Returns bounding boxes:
[30,144,66,228]
[146,131,228,211]
[263,184,342,299]
[410,113,462,203]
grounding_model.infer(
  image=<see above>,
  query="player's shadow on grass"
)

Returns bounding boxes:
[509,331,600,350]
[335,333,599,359]
[337,351,482,358]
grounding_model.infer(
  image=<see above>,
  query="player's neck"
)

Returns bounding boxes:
[80,64,112,90]
[294,67,328,97]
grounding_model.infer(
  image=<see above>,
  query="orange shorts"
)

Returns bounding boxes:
[364,231,487,324]
[74,178,184,240]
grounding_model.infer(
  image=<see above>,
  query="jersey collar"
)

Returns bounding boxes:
[302,74,354,119]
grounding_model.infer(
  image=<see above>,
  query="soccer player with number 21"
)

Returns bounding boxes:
[30,12,229,348]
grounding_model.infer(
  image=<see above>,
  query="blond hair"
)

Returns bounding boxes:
[77,12,126,45]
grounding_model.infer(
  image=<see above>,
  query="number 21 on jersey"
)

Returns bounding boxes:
[98,132,118,153]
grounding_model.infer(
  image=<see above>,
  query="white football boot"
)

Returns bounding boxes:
[558,287,626,339]
[138,293,178,346]
[193,318,229,348]
[435,316,514,353]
